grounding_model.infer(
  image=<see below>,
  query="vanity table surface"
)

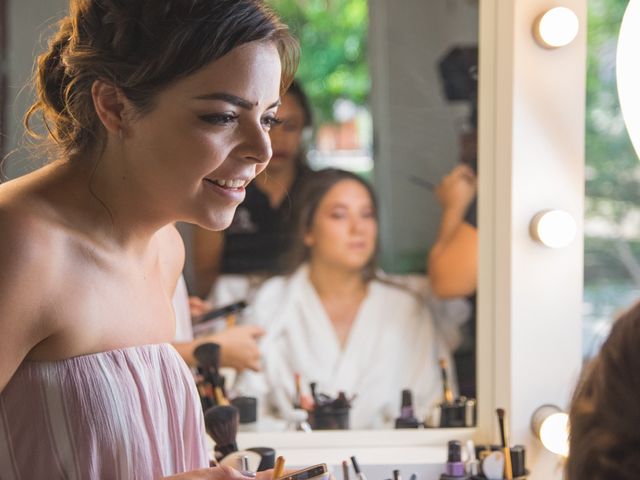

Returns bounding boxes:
[208,429,476,479]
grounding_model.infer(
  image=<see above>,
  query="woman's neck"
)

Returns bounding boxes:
[51,151,168,253]
[308,260,368,347]
[308,260,367,299]
[255,162,297,208]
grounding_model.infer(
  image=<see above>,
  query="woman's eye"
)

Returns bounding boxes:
[199,113,239,126]
[262,116,283,131]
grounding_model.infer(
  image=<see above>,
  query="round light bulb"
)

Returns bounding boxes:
[531,405,570,457]
[533,7,580,49]
[530,210,577,248]
[539,412,569,457]
[617,0,640,159]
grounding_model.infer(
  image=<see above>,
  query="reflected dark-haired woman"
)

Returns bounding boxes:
[0,0,297,478]
[193,80,315,299]
[235,169,466,429]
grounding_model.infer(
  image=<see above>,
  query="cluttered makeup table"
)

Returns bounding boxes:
[207,429,476,479]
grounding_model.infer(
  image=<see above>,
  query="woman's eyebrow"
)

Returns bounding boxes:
[193,92,280,110]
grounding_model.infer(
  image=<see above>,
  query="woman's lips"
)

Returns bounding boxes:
[202,178,246,202]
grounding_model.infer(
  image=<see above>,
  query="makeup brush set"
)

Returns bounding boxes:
[194,342,229,411]
[440,409,528,480]
[395,359,477,429]
[305,382,353,430]
[203,403,276,472]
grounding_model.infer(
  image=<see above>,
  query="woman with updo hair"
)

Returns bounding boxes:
[567,300,640,480]
[0,0,297,478]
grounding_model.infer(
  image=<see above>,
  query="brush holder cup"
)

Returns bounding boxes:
[440,401,466,427]
[309,406,350,430]
[471,444,528,480]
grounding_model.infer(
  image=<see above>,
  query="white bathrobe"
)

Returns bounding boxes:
[235,264,460,430]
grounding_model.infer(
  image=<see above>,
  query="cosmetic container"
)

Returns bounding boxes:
[440,398,466,427]
[510,446,526,478]
[240,455,256,478]
[439,440,466,479]
[470,444,528,480]
[395,389,420,428]
[247,447,276,471]
[464,398,477,427]
[231,396,258,432]
[309,405,350,430]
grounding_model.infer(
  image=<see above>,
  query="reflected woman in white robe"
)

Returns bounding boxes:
[236,169,460,429]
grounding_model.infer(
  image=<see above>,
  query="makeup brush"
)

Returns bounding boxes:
[496,408,513,480]
[194,342,221,386]
[204,405,239,461]
[310,382,318,408]
[439,358,454,404]
[293,372,302,408]
[215,386,230,406]
[226,312,237,329]
[408,174,436,191]
[342,460,350,480]
[273,455,286,480]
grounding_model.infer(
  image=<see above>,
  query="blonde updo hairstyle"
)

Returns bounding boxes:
[26,0,299,159]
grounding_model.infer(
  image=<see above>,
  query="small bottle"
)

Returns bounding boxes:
[395,389,420,429]
[240,455,256,478]
[231,396,258,432]
[439,440,466,479]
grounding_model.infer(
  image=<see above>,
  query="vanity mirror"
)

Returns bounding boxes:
[218,0,482,440]
[1,0,482,448]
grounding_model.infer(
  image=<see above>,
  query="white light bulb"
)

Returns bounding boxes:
[534,7,579,49]
[539,412,569,457]
[617,0,640,159]
[530,210,577,248]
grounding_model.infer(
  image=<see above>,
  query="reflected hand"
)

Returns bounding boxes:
[435,164,477,214]
[207,325,265,372]
[189,296,214,317]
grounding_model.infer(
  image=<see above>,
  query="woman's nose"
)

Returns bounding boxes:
[350,216,365,233]
[240,122,272,164]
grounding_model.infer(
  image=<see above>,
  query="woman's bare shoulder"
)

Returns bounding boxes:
[0,199,65,390]
[0,193,67,306]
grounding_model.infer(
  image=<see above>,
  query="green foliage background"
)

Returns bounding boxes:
[585,0,640,285]
[268,0,370,125]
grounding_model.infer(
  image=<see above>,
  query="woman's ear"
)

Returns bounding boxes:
[91,79,131,136]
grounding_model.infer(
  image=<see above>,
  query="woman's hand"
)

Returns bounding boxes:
[189,296,214,317]
[207,325,265,372]
[164,465,256,479]
[164,466,278,480]
[435,164,476,216]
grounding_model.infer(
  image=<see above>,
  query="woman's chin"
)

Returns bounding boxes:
[195,210,237,231]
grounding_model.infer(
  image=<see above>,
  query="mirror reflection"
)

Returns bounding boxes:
[178,0,479,430]
[1,0,479,434]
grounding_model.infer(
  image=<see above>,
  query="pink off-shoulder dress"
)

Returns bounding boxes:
[0,343,209,479]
